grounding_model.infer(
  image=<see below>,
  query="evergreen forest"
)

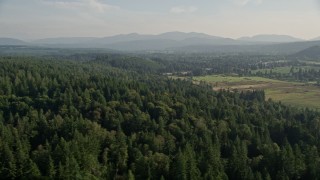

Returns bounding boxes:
[0,54,320,180]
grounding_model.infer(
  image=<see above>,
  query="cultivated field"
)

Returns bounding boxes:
[193,75,320,110]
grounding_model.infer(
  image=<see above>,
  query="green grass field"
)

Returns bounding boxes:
[193,75,320,110]
[265,89,320,109]
[195,75,283,83]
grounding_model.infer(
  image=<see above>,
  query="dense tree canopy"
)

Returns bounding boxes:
[0,56,320,179]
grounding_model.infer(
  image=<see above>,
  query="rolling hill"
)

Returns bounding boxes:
[293,45,320,59]
[174,40,320,54]
[311,37,320,41]
[238,34,303,43]
[0,38,27,45]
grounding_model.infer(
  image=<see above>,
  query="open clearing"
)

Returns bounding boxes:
[193,75,320,110]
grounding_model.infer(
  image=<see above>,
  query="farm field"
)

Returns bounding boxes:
[193,75,320,109]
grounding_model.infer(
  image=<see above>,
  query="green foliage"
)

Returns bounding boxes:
[0,56,320,179]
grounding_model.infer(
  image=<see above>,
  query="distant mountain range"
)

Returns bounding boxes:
[1,32,320,55]
[31,32,240,47]
[238,34,303,43]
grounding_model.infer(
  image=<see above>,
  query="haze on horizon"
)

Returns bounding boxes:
[1,0,320,40]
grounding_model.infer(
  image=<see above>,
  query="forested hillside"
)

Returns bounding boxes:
[293,46,320,59]
[0,56,320,179]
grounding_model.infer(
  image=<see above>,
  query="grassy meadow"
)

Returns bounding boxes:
[193,75,320,110]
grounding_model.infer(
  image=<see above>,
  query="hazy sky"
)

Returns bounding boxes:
[1,0,320,40]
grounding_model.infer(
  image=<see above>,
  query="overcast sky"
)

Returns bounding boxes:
[1,0,320,40]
